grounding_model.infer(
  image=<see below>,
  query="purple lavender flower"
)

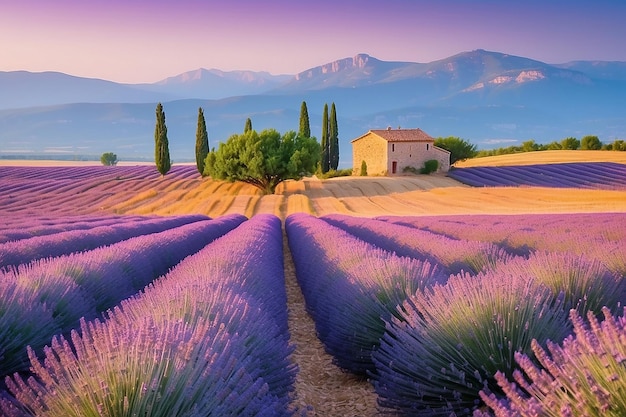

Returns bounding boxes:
[286,213,446,374]
[480,307,626,417]
[371,269,571,416]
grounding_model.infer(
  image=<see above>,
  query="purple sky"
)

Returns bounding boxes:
[2,0,625,83]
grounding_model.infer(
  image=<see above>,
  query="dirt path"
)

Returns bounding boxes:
[283,231,382,416]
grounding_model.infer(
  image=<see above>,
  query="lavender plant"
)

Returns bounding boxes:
[0,279,59,375]
[6,313,287,417]
[490,250,624,316]
[0,214,245,376]
[5,214,297,416]
[371,270,571,416]
[377,212,626,260]
[286,213,446,374]
[478,307,626,417]
[322,214,512,275]
[0,214,209,269]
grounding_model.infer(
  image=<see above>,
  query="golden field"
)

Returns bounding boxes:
[2,150,626,218]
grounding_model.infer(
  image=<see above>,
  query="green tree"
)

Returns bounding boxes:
[299,101,311,138]
[100,152,118,166]
[561,137,580,150]
[154,103,171,176]
[204,128,320,194]
[195,107,209,175]
[329,102,339,170]
[521,139,538,152]
[434,136,477,165]
[581,135,602,150]
[244,117,252,133]
[612,139,626,151]
[545,141,562,150]
[321,104,330,173]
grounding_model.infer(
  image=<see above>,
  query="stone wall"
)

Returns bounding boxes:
[387,142,450,174]
[351,134,388,175]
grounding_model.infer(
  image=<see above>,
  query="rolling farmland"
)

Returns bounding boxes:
[1,150,625,415]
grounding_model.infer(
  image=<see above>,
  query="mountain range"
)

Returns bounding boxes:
[1,49,625,166]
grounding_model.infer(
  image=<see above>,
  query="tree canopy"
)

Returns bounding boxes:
[204,129,320,195]
[434,136,477,165]
[581,135,602,150]
[100,152,118,166]
[561,137,580,150]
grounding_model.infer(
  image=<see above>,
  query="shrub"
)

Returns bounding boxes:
[402,165,419,174]
[420,159,439,174]
[360,160,367,176]
[479,307,626,417]
[371,270,571,416]
[318,168,352,179]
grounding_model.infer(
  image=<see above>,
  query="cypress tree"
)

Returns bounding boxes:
[195,107,209,175]
[321,103,330,173]
[299,101,311,138]
[154,102,171,176]
[244,117,252,133]
[329,102,339,170]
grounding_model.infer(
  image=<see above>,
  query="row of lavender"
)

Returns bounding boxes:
[0,214,162,244]
[0,165,199,183]
[1,214,299,416]
[448,162,626,189]
[0,214,245,377]
[0,165,200,216]
[376,212,626,276]
[287,213,625,416]
[0,214,209,268]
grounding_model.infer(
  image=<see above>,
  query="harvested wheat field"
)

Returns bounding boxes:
[1,150,625,416]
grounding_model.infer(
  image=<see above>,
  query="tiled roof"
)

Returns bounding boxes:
[353,128,435,143]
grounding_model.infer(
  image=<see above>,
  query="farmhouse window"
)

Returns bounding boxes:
[426,143,430,150]
[392,143,395,152]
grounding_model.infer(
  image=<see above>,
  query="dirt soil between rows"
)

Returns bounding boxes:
[283,231,383,416]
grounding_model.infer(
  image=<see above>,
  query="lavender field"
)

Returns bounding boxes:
[448,161,626,189]
[287,212,626,416]
[1,159,625,415]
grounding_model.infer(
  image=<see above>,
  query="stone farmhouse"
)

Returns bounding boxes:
[351,127,451,176]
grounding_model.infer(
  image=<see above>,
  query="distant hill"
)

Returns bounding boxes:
[1,50,625,166]
[0,71,177,109]
[135,68,292,99]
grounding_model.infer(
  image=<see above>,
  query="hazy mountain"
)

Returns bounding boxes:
[0,71,178,110]
[1,49,625,166]
[554,61,626,81]
[274,54,425,91]
[136,68,292,99]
